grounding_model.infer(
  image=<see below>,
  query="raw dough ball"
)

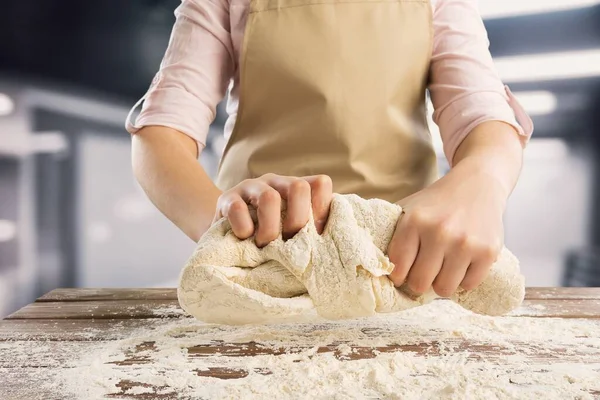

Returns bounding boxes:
[178,194,525,325]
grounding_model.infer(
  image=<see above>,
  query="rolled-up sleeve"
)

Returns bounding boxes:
[429,0,534,165]
[125,0,234,151]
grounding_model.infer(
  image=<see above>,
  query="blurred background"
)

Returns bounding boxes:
[1,0,600,317]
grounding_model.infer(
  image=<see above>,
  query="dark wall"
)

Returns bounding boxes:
[1,1,599,102]
[0,0,180,100]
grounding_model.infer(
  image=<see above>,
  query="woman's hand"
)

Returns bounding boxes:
[387,168,507,297]
[214,174,333,247]
[387,121,524,297]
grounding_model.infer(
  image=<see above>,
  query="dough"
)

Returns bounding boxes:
[178,194,525,325]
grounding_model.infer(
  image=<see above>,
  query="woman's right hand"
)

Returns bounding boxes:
[213,174,333,247]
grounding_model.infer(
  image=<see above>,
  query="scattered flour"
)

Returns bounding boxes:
[150,304,189,318]
[8,300,593,399]
[126,386,156,395]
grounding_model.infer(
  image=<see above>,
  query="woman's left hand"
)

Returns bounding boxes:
[387,166,508,297]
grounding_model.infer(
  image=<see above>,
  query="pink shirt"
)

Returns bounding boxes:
[126,0,534,163]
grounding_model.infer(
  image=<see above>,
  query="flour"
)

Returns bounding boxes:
[150,304,189,318]
[125,386,155,395]
[17,300,594,399]
[178,194,525,325]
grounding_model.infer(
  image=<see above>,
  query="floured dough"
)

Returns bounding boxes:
[178,194,525,325]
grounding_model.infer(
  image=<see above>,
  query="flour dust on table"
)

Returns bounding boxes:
[25,300,598,399]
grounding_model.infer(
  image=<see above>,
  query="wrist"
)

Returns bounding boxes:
[449,156,513,206]
[451,122,524,203]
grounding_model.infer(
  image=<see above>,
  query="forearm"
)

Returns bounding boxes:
[131,126,221,242]
[451,120,525,203]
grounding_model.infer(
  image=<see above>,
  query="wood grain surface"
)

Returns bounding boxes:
[1,287,599,399]
[34,287,600,302]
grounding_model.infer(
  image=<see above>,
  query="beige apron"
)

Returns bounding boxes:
[217,0,437,203]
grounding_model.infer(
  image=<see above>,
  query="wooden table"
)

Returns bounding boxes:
[1,288,600,399]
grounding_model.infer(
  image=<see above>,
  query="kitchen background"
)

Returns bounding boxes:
[1,0,600,317]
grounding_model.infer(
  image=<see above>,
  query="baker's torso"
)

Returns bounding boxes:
[223,0,440,142]
[217,0,438,202]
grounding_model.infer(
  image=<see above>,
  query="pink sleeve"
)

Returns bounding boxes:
[429,0,534,165]
[125,0,234,151]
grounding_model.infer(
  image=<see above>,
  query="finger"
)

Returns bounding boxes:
[432,252,471,297]
[212,205,223,225]
[388,215,420,286]
[282,179,311,239]
[405,236,444,295]
[219,193,254,240]
[303,175,333,234]
[242,184,281,247]
[460,247,497,290]
[262,175,311,240]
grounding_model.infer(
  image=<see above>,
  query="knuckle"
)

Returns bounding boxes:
[258,188,280,204]
[225,199,247,216]
[481,244,501,261]
[434,220,454,241]
[407,209,432,227]
[216,193,228,207]
[472,239,501,261]
[218,189,236,201]
[238,178,254,187]
[260,173,277,181]
[289,179,311,195]
[313,175,333,191]
[454,233,474,251]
